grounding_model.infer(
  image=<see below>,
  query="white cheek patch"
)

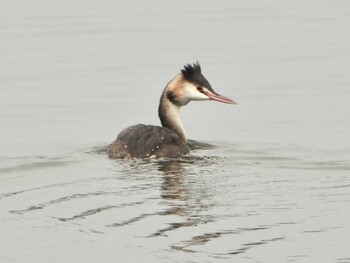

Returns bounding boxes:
[202,87,210,93]
[182,83,209,101]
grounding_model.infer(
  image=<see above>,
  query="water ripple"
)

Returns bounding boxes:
[9,191,121,214]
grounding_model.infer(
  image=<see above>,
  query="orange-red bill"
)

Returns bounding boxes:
[206,91,237,104]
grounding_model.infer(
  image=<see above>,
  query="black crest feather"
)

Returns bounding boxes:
[181,62,202,80]
[180,62,213,91]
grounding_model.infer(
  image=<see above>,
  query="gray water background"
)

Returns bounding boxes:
[1,1,350,262]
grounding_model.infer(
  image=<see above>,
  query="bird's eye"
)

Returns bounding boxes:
[197,86,204,93]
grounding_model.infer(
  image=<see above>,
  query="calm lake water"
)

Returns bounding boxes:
[1,1,350,262]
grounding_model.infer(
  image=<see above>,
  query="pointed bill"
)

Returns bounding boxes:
[205,91,237,104]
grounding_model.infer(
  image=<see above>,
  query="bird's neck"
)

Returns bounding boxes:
[158,92,186,142]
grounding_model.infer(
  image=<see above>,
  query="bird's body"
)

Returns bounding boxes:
[107,124,189,159]
[107,62,236,159]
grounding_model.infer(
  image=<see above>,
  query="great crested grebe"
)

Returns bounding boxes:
[107,62,236,159]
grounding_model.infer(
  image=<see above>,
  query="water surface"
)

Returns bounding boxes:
[1,1,350,262]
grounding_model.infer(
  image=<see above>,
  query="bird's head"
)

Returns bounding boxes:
[165,62,236,106]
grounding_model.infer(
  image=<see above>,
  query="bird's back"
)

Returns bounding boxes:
[107,124,189,159]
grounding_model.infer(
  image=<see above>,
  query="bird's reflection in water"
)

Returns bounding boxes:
[158,160,187,201]
[150,158,215,237]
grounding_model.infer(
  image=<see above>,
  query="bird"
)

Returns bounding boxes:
[107,62,236,159]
